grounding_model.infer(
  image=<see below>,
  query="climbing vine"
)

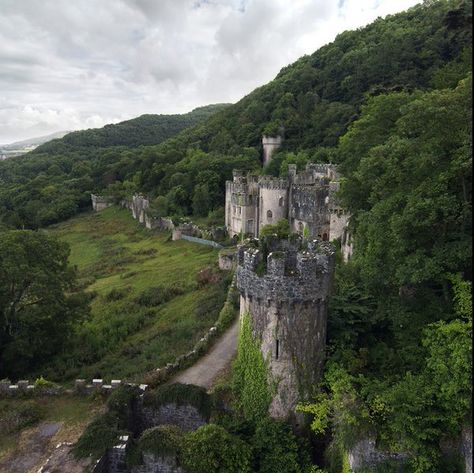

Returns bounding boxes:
[233,313,272,422]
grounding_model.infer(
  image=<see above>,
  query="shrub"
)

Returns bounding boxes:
[34,376,58,388]
[105,286,131,301]
[73,411,124,459]
[252,418,302,473]
[0,401,43,434]
[139,425,184,455]
[196,266,222,287]
[180,424,252,473]
[135,284,184,307]
[107,384,141,420]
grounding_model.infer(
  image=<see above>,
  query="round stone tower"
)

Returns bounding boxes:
[258,177,289,233]
[262,135,283,167]
[236,238,335,422]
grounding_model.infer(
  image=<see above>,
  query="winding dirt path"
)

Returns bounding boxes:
[171,319,239,389]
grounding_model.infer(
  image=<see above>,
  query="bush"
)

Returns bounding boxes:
[73,411,124,459]
[252,418,303,473]
[135,284,184,307]
[180,424,252,473]
[139,425,184,455]
[34,376,58,388]
[105,286,131,301]
[107,384,141,420]
[0,400,43,434]
[196,266,222,287]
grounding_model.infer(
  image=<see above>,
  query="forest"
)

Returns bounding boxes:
[0,0,471,471]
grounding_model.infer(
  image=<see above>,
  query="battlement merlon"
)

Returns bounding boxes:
[236,241,335,303]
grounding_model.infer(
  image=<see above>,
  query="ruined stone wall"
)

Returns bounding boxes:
[132,453,183,473]
[139,402,207,433]
[347,438,408,471]
[236,241,335,419]
[91,194,113,211]
[131,195,150,223]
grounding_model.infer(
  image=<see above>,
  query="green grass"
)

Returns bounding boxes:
[42,207,226,382]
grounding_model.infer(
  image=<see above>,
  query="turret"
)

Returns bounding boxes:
[262,135,283,167]
[236,238,335,422]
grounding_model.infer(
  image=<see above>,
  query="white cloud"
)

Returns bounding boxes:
[0,0,421,143]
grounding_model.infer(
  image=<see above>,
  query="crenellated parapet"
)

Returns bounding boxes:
[237,239,334,304]
[258,176,289,191]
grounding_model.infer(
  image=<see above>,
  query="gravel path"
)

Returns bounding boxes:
[172,319,239,389]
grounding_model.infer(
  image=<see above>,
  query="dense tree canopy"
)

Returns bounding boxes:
[0,230,89,377]
[0,0,471,229]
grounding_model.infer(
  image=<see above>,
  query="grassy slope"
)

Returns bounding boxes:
[46,207,224,382]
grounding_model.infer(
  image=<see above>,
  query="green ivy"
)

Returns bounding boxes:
[233,313,272,422]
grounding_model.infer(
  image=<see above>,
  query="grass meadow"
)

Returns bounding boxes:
[41,207,227,382]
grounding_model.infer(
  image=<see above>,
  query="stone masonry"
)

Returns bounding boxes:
[236,238,335,421]
[225,162,352,261]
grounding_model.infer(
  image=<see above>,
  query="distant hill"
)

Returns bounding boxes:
[33,104,231,154]
[0,131,69,159]
[0,0,470,230]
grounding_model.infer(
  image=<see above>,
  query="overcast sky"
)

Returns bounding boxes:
[0,0,421,144]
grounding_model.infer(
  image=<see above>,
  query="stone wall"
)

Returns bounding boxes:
[218,249,236,270]
[225,163,351,244]
[91,194,113,211]
[463,425,472,473]
[0,378,130,398]
[347,438,408,471]
[139,403,207,433]
[132,453,183,473]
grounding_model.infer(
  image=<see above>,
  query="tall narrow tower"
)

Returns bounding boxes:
[262,135,283,167]
[236,238,335,421]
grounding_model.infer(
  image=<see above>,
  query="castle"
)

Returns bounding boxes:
[236,238,335,421]
[225,162,352,261]
[232,136,350,422]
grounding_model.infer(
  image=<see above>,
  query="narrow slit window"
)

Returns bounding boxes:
[275,339,280,360]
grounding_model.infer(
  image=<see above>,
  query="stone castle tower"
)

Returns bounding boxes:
[236,238,335,421]
[262,135,283,166]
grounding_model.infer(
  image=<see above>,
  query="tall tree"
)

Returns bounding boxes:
[0,230,89,377]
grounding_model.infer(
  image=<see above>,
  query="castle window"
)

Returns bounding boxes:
[275,339,280,360]
[249,195,253,204]
[323,233,328,241]
[238,207,242,215]
[247,219,254,233]
[267,210,273,220]
[279,197,284,207]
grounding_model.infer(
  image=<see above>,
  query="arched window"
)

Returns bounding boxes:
[267,210,273,219]
[323,233,328,241]
[279,197,284,207]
